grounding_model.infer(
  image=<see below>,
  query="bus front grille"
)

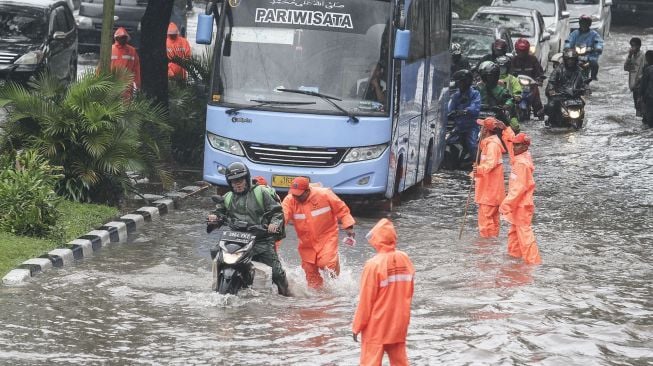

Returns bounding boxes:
[242,142,348,167]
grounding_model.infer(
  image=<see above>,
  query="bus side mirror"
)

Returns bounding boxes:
[394,29,411,60]
[196,13,214,44]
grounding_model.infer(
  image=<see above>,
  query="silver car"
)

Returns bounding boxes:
[472,6,551,71]
[567,0,612,37]
[491,0,571,59]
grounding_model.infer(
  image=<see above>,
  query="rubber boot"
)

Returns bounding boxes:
[275,277,292,297]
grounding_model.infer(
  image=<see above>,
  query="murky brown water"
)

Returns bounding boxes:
[2,27,652,365]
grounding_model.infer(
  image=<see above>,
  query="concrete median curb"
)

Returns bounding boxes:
[2,184,211,286]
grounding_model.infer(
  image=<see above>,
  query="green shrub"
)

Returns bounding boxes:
[0,150,62,237]
[0,70,171,205]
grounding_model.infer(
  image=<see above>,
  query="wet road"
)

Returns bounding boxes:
[2,27,653,365]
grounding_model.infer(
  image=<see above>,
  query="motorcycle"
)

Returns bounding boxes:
[575,45,593,80]
[546,89,586,130]
[207,195,279,295]
[516,75,545,122]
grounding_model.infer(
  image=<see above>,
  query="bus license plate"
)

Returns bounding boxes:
[272,175,300,188]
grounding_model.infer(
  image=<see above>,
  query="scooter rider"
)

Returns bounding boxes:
[511,38,545,118]
[207,162,292,296]
[481,39,509,63]
[477,61,520,133]
[450,43,471,76]
[447,69,482,160]
[565,14,604,81]
[497,56,522,103]
[545,49,587,126]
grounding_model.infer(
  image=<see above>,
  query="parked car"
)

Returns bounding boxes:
[472,6,551,72]
[567,0,612,37]
[75,0,187,51]
[612,0,653,24]
[452,20,514,70]
[0,0,78,84]
[491,0,570,59]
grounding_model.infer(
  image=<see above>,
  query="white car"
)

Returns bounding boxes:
[491,0,570,60]
[472,6,551,72]
[567,0,612,37]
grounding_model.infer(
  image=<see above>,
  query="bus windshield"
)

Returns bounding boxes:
[211,0,391,116]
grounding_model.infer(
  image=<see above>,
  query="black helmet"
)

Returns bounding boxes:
[579,14,592,27]
[225,162,251,192]
[452,69,473,83]
[479,61,500,86]
[496,55,511,75]
[492,39,508,56]
[562,48,579,68]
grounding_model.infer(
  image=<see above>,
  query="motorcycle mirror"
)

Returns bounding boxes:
[211,195,224,204]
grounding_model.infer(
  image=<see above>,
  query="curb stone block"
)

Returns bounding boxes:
[101,221,128,242]
[119,214,145,232]
[136,206,160,221]
[164,192,187,200]
[180,185,202,193]
[68,239,94,258]
[2,269,31,285]
[48,249,74,267]
[19,258,53,276]
[153,199,174,214]
[85,230,111,248]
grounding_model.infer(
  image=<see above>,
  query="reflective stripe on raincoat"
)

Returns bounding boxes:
[352,219,415,345]
[282,187,355,264]
[166,23,191,79]
[500,151,535,226]
[475,134,506,206]
[110,28,141,89]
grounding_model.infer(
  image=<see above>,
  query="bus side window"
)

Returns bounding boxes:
[407,0,427,62]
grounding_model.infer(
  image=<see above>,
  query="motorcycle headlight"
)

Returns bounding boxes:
[575,46,587,55]
[14,51,44,65]
[75,16,93,30]
[343,143,387,163]
[207,132,245,156]
[519,78,530,86]
[569,110,581,119]
[222,252,240,264]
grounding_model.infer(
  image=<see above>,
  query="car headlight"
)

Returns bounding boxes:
[591,14,600,21]
[529,45,536,55]
[207,132,244,156]
[343,143,387,163]
[569,110,581,119]
[14,51,44,65]
[75,16,93,29]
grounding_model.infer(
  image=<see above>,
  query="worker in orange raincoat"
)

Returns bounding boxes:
[282,176,355,289]
[473,117,507,238]
[352,218,415,366]
[500,133,542,264]
[166,22,191,80]
[110,27,141,99]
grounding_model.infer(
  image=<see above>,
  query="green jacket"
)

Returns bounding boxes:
[477,83,520,132]
[500,74,522,99]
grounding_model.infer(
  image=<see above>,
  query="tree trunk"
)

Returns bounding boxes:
[140,0,174,108]
[98,0,116,72]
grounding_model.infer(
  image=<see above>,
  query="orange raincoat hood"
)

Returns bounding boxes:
[114,27,130,40]
[366,218,396,253]
[167,22,179,36]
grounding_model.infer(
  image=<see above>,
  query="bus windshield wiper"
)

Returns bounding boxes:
[276,88,359,123]
[225,99,316,115]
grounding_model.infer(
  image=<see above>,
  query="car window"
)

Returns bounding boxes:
[63,7,75,31]
[475,13,536,38]
[0,5,47,41]
[53,7,69,33]
[451,31,495,60]
[492,0,556,17]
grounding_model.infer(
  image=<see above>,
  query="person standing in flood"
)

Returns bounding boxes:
[110,27,141,100]
[499,133,542,264]
[624,37,646,117]
[639,51,653,128]
[472,117,507,238]
[352,218,415,366]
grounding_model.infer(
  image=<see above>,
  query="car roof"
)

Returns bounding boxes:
[0,0,66,9]
[453,19,512,35]
[475,5,540,17]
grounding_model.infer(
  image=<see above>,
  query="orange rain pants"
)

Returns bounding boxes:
[500,151,542,264]
[475,135,506,238]
[282,187,355,288]
[352,219,415,366]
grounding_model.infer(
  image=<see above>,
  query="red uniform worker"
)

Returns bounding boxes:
[473,117,507,238]
[110,27,141,99]
[282,177,355,289]
[352,218,415,366]
[166,22,191,80]
[500,133,542,264]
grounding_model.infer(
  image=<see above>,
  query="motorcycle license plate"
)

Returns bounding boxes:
[272,175,307,188]
[222,230,255,243]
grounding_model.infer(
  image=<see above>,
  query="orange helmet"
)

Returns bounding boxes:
[113,27,130,40]
[515,38,530,53]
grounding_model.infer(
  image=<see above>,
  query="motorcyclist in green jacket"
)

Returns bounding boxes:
[207,162,291,296]
[497,55,522,103]
[476,60,520,133]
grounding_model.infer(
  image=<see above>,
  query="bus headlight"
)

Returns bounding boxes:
[75,16,93,30]
[15,51,44,65]
[207,132,244,156]
[343,144,387,163]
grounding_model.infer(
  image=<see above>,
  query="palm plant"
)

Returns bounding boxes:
[0,70,171,204]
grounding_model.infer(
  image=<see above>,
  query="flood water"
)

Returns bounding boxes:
[1,27,652,365]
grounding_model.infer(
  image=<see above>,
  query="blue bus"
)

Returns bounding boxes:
[196,0,451,198]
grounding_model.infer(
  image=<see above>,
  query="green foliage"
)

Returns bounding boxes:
[0,150,62,237]
[168,47,213,166]
[0,70,172,205]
